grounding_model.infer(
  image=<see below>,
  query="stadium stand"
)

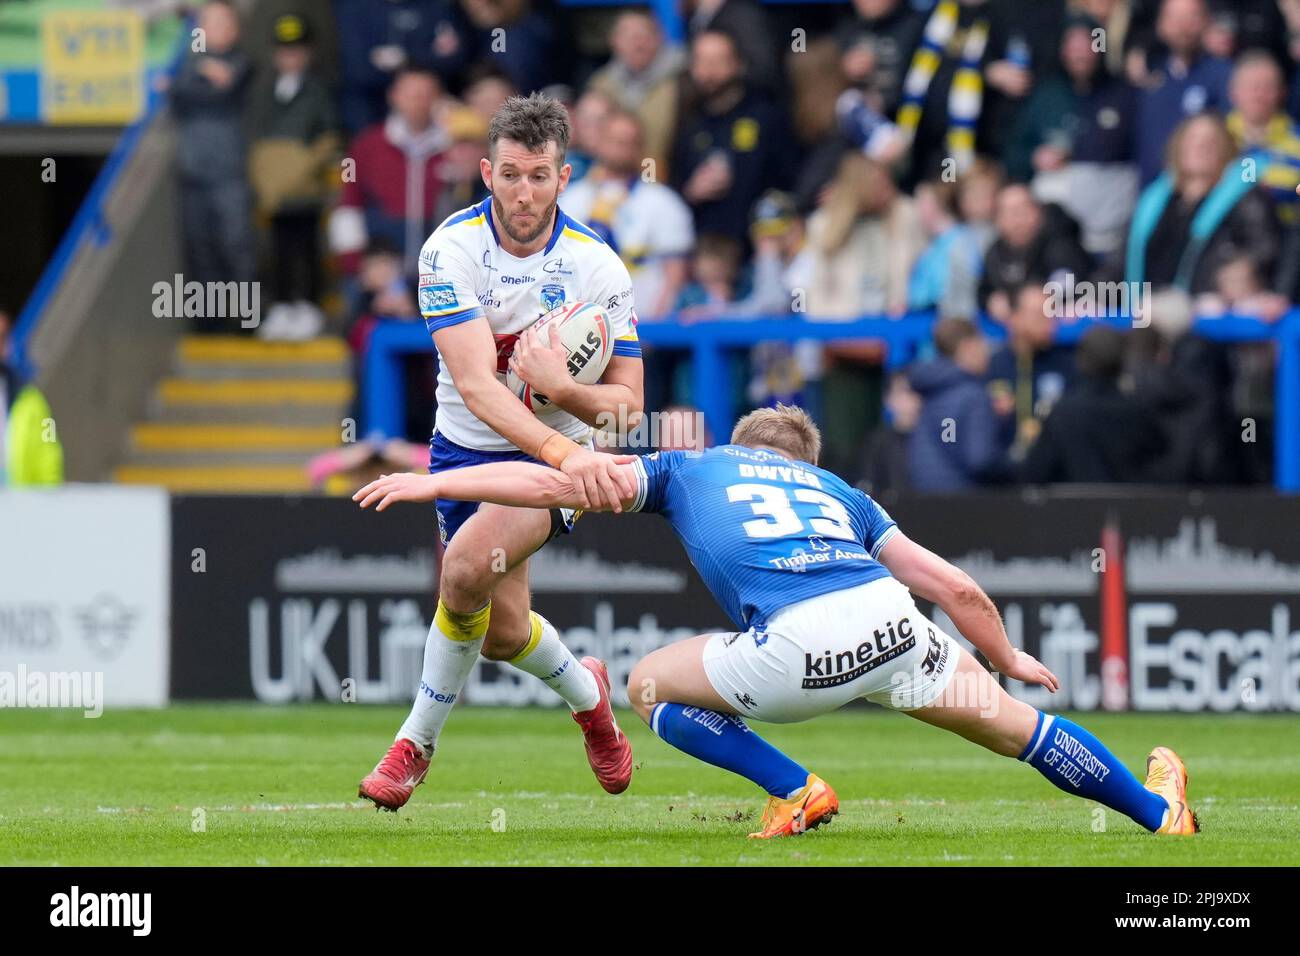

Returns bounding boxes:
[7,0,1300,493]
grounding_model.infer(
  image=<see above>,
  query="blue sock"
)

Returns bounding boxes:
[650,703,809,798]
[1019,711,1168,832]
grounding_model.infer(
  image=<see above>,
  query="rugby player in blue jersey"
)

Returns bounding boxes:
[355,405,1198,839]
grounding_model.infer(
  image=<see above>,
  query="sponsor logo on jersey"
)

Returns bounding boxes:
[541,282,566,312]
[478,291,502,309]
[543,257,573,275]
[419,283,459,313]
[605,287,633,312]
[500,274,534,285]
[802,616,915,689]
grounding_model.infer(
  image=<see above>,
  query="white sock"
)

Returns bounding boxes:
[396,600,489,756]
[507,611,599,712]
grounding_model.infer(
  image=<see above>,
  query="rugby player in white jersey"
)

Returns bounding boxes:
[357,405,1199,838]
[359,93,644,809]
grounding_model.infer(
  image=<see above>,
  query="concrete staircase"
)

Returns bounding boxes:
[114,336,354,493]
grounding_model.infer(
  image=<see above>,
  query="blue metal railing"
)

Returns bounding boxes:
[361,310,1300,493]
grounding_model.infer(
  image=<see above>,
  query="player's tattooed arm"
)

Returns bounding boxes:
[878,533,1059,691]
[353,460,639,513]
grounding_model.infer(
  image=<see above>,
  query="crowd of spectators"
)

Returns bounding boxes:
[167,0,1300,490]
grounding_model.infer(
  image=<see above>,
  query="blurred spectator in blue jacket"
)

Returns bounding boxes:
[333,0,472,133]
[461,0,568,95]
[729,192,821,413]
[906,316,1003,492]
[1134,0,1231,184]
[908,178,984,319]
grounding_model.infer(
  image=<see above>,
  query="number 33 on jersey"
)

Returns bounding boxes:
[627,444,900,631]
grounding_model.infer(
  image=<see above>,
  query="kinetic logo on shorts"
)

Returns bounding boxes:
[803,616,916,689]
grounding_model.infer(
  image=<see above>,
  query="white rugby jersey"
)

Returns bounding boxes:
[417,196,642,451]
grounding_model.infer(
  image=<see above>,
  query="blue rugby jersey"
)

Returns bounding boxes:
[629,445,899,629]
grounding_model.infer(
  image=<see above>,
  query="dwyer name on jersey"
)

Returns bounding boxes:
[417,196,642,452]
[628,445,900,631]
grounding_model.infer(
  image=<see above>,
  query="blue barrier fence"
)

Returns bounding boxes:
[362,310,1300,493]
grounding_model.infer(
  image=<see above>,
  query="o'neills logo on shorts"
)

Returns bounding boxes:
[803,617,916,689]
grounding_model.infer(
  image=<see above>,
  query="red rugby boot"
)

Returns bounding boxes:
[572,657,634,794]
[358,738,430,811]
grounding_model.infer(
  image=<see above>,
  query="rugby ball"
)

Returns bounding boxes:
[506,301,614,412]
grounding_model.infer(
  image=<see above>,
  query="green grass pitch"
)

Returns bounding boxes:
[2,705,1297,866]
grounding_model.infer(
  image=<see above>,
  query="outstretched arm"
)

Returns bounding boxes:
[877,532,1059,692]
[354,458,640,514]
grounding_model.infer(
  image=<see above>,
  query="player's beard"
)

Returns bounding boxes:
[493,191,558,246]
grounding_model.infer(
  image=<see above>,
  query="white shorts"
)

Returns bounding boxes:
[701,577,962,723]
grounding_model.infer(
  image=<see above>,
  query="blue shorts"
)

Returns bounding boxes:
[428,431,579,545]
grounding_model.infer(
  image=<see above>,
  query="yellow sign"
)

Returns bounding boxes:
[42,10,145,125]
